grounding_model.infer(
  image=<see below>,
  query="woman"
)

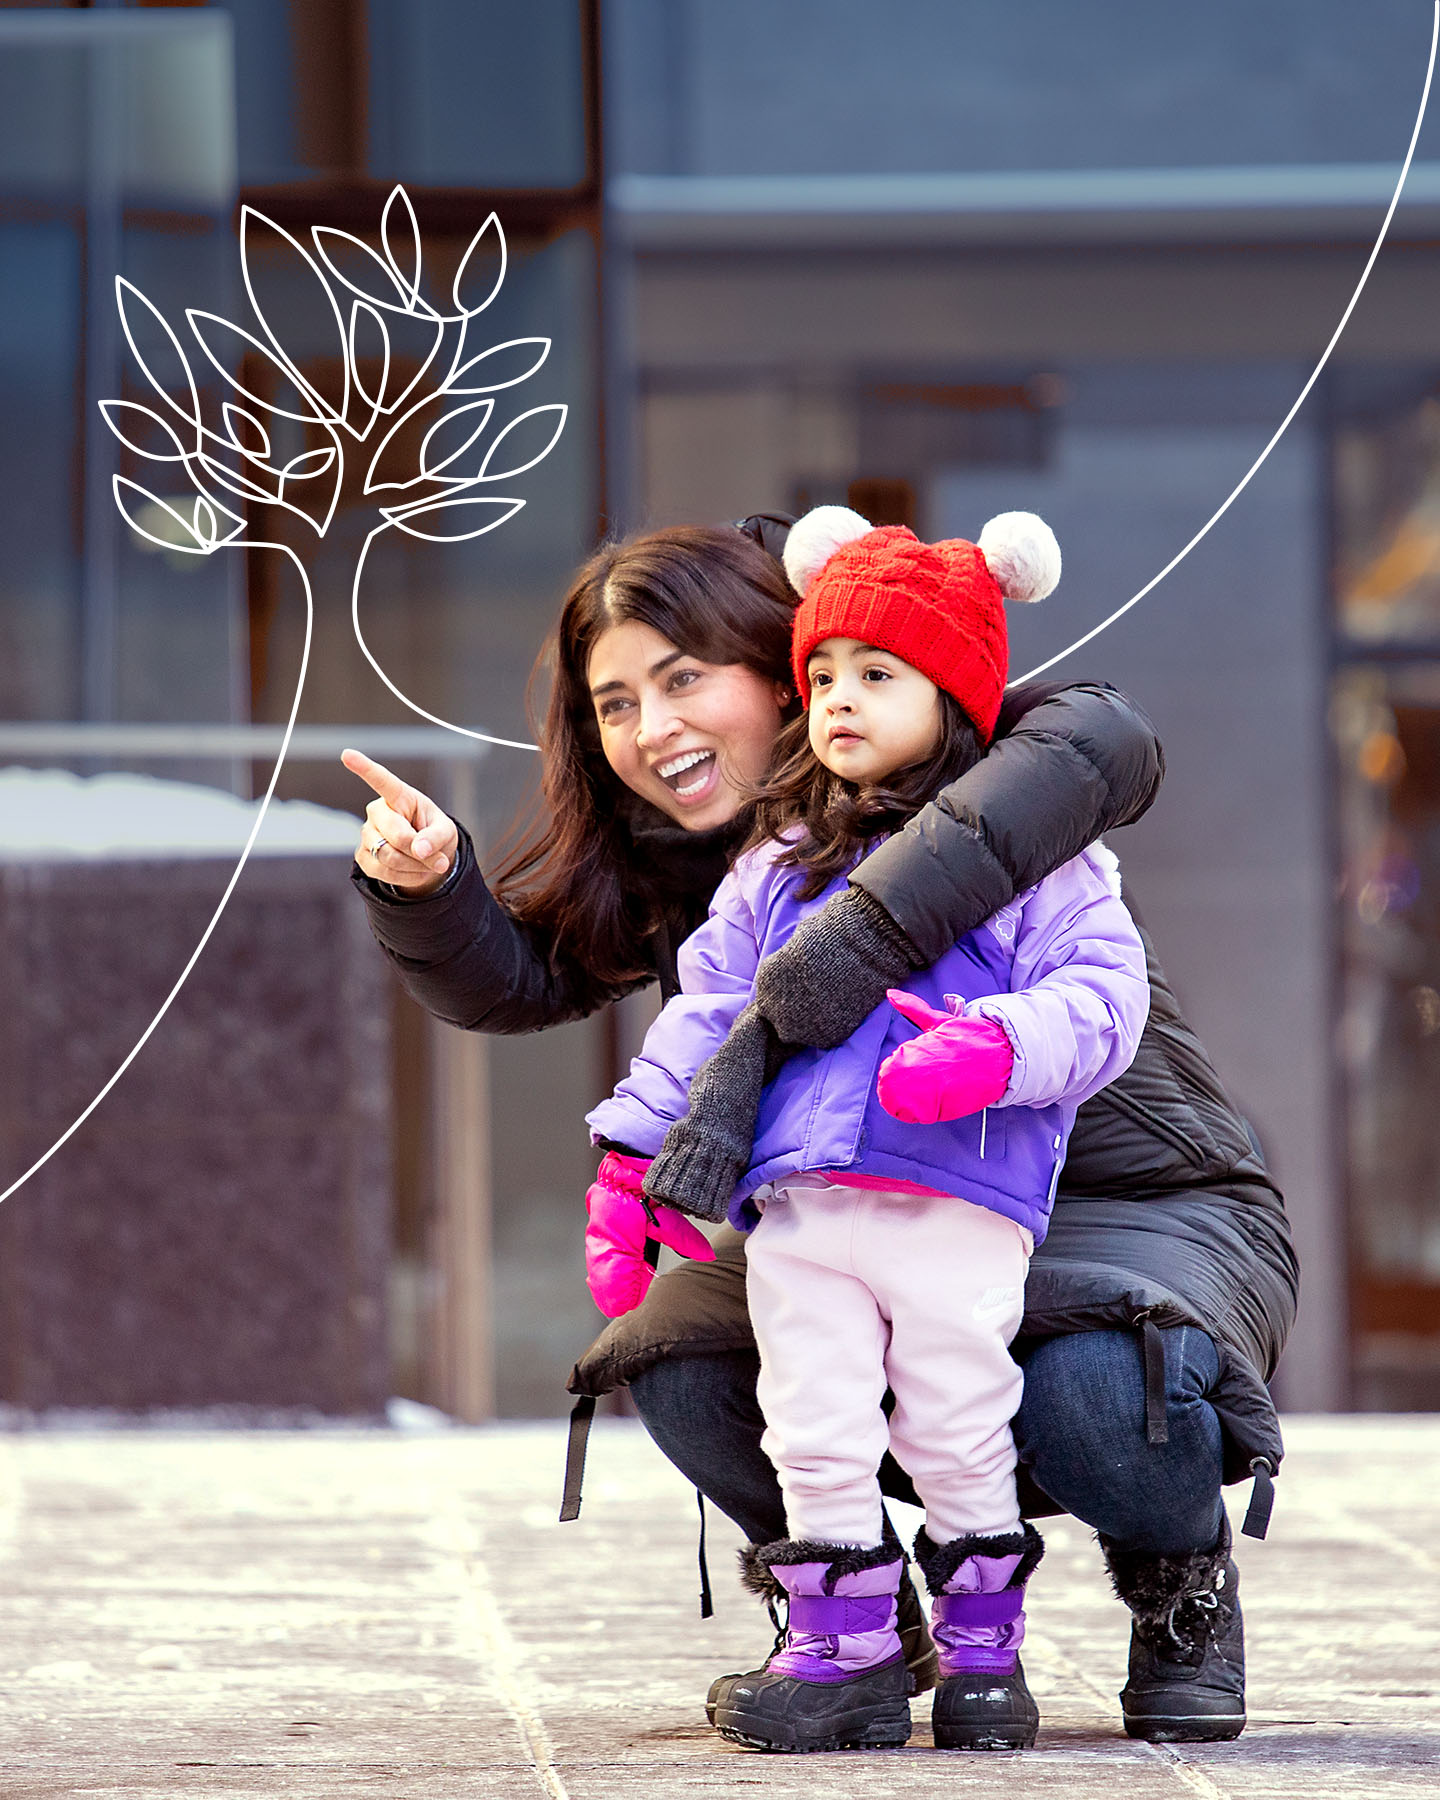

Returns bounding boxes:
[345,515,1298,1745]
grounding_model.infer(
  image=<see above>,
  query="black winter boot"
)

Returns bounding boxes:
[706,1563,938,1728]
[914,1522,1044,1752]
[1102,1516,1245,1743]
[705,1538,912,1752]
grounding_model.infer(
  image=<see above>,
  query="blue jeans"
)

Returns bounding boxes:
[629,1326,1225,1556]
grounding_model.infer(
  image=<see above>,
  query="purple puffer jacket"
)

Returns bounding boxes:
[586,839,1150,1245]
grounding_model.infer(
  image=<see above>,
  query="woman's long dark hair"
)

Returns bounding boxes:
[489,526,797,998]
[742,690,985,900]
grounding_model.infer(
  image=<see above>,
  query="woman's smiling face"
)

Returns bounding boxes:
[588,618,789,830]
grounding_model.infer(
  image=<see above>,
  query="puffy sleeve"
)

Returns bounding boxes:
[960,844,1151,1112]
[585,867,764,1155]
[352,825,638,1033]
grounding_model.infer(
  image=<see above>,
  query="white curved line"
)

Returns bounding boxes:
[114,276,202,431]
[475,404,569,484]
[238,206,350,425]
[1011,1,1438,687]
[0,543,314,1208]
[350,525,541,752]
[452,211,507,319]
[418,398,496,481]
[381,185,427,316]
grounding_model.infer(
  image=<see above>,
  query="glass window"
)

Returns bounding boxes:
[367,0,587,189]
[1334,666,1440,1406]
[1334,375,1440,1406]
[219,0,303,187]
[0,222,82,721]
[1334,379,1440,648]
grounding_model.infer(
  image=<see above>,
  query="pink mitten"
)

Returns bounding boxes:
[584,1151,716,1318]
[876,989,1015,1125]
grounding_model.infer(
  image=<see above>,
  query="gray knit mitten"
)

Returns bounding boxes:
[642,1004,780,1223]
[752,884,926,1050]
[642,889,925,1223]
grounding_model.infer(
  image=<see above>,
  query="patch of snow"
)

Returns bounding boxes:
[385,1397,454,1432]
[0,768,359,860]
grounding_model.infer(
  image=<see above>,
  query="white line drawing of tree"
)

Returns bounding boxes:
[0,186,563,1206]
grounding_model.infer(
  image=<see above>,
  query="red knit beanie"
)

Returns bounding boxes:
[783,507,1061,741]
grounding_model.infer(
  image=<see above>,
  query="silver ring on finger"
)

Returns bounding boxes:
[371,836,388,863]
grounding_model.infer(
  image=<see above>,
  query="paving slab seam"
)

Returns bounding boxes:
[1297,1492,1439,1577]
[1028,1624,1238,1799]
[424,1486,571,1800]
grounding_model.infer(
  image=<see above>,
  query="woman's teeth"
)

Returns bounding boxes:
[658,750,715,795]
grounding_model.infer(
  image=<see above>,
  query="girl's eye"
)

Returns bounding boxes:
[667,667,701,692]
[810,670,831,688]
[863,667,891,682]
[597,696,632,721]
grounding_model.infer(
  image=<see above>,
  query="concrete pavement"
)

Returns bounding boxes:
[0,1416,1434,1797]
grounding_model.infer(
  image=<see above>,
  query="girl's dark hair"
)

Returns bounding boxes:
[742,690,984,900]
[489,526,798,996]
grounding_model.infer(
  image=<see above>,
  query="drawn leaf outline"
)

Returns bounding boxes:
[99,400,190,464]
[115,277,201,428]
[238,207,350,425]
[379,494,525,542]
[453,213,507,317]
[381,185,425,314]
[419,399,496,480]
[476,404,567,483]
[444,336,551,396]
[114,474,243,555]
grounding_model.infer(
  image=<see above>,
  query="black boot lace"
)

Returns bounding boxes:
[764,1592,788,1660]
[1146,1562,1232,1666]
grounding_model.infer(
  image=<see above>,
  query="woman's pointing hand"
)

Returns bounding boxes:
[341,748,459,896]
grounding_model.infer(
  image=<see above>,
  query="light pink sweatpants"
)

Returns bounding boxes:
[746,1177,1031,1549]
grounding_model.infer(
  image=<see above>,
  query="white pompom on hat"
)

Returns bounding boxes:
[976,511,1062,603]
[781,504,874,599]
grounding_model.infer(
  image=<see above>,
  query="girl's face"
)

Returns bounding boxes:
[588,618,790,830]
[806,637,943,784]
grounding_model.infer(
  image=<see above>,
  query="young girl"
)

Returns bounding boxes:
[583,507,1151,1754]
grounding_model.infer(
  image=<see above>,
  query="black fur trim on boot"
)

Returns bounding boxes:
[1102,1513,1231,1628]
[912,1521,1044,1597]
[738,1525,907,1600]
[1101,1515,1245,1744]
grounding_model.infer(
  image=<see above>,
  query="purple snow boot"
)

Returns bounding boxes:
[707,1537,912,1752]
[914,1522,1045,1751]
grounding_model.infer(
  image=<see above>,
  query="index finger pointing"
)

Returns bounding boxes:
[341,748,415,813]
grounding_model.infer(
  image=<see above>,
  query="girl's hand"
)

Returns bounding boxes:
[341,748,459,896]
[584,1151,715,1317]
[876,989,1014,1124]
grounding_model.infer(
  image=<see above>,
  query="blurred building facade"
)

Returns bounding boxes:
[2,1,1438,1415]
